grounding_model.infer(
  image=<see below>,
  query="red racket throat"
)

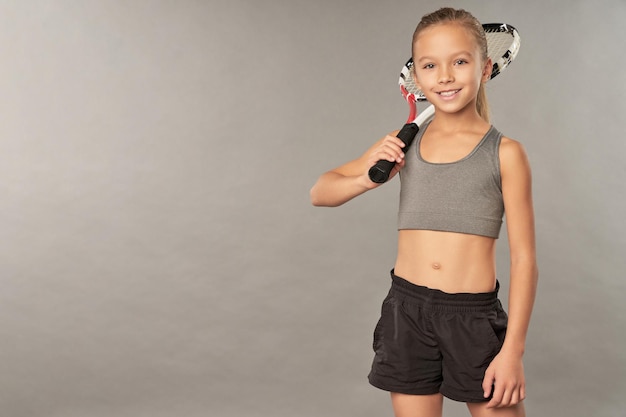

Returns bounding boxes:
[400,85,418,123]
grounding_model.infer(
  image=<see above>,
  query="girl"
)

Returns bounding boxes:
[310,7,537,417]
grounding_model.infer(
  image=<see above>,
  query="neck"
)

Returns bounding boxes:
[430,105,488,132]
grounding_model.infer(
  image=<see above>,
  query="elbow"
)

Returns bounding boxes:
[309,185,325,207]
[310,194,322,207]
[526,258,539,281]
[310,185,339,207]
[511,257,539,284]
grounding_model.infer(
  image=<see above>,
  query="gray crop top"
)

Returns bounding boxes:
[398,122,504,238]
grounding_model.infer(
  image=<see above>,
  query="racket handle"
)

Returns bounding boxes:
[368,122,419,184]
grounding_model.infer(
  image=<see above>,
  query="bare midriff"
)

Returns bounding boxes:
[394,230,497,294]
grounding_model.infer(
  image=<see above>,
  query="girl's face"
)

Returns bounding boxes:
[412,23,491,117]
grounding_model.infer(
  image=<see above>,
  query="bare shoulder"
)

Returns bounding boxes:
[499,136,531,175]
[500,136,526,156]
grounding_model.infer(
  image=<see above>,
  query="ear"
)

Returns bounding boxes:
[482,58,493,83]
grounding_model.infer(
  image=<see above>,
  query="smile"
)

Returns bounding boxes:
[437,89,461,97]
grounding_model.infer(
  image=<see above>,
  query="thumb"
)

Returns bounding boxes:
[482,368,495,398]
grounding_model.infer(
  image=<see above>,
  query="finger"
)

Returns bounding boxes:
[379,140,403,155]
[499,385,513,408]
[384,134,408,147]
[380,151,403,163]
[371,148,401,163]
[488,383,504,409]
[510,388,520,406]
[389,159,406,177]
[377,148,405,163]
[380,140,406,155]
[482,371,494,399]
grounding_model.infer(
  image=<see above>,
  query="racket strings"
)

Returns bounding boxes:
[485,29,520,77]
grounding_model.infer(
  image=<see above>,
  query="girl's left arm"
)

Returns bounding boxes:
[483,137,538,408]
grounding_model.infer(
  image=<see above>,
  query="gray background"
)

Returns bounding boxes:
[0,0,624,416]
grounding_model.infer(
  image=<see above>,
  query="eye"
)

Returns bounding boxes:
[422,63,435,69]
[454,59,468,65]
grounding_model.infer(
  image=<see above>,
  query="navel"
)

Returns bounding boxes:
[431,262,441,270]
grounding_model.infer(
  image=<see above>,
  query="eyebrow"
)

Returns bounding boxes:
[416,50,474,62]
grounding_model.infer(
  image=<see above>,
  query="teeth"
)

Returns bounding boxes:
[439,90,459,97]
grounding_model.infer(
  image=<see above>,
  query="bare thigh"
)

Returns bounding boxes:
[391,393,444,417]
[467,401,525,417]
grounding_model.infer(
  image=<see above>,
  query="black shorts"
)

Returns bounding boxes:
[368,270,508,403]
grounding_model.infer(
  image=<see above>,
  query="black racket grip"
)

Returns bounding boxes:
[368,122,419,183]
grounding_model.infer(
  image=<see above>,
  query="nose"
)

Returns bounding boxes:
[438,65,454,84]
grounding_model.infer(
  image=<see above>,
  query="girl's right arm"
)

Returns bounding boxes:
[310,132,405,207]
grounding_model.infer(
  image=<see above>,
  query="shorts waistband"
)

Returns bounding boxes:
[389,270,500,312]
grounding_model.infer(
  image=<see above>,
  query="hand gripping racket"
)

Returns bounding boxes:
[368,23,521,183]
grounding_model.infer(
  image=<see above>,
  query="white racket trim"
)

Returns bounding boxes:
[412,105,435,126]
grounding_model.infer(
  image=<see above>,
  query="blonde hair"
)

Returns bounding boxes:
[412,8,490,122]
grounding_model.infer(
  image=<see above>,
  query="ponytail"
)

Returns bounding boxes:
[476,82,490,123]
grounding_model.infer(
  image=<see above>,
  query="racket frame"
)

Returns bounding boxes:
[368,23,520,183]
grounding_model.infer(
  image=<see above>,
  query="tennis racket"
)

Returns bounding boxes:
[368,23,521,183]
